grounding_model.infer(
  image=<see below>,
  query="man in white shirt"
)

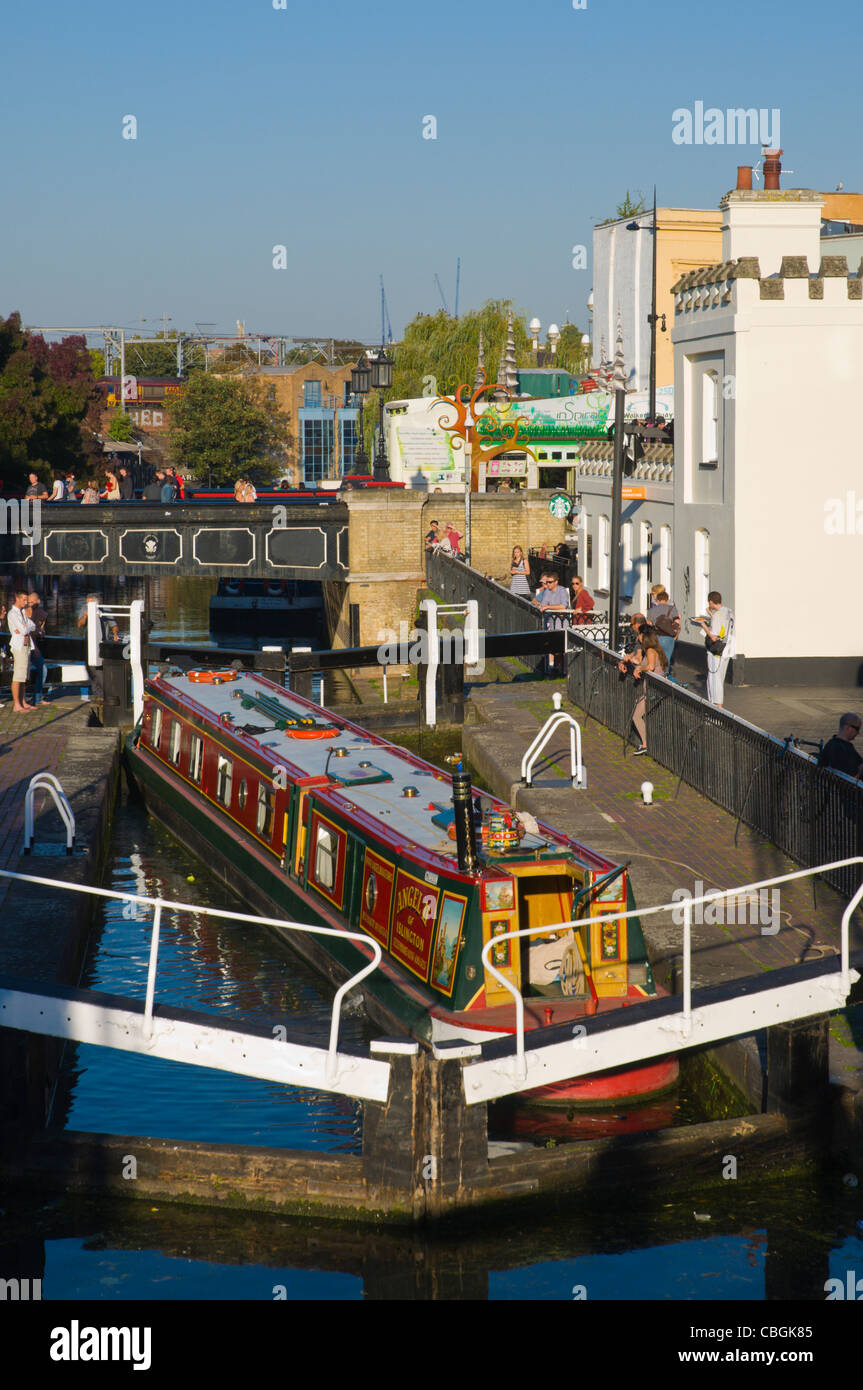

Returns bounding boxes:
[693,590,735,707]
[8,590,36,712]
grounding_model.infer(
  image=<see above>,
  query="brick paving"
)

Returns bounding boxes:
[463,671,863,1090]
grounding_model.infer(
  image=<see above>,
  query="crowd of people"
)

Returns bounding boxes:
[22,464,186,503]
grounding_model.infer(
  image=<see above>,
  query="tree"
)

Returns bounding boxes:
[105,410,135,442]
[553,323,590,376]
[167,373,291,485]
[0,313,100,489]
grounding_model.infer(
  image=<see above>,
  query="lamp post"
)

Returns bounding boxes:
[370,346,394,481]
[626,187,666,423]
[350,355,371,476]
[548,323,560,358]
[608,313,627,653]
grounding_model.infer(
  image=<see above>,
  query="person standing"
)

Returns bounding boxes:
[818,714,863,779]
[65,470,78,499]
[533,571,569,675]
[693,590,735,707]
[510,545,531,598]
[8,590,36,712]
[26,591,46,703]
[80,479,100,504]
[25,472,49,501]
[118,466,134,500]
[48,471,66,501]
[142,472,164,501]
[569,575,595,626]
[443,522,462,556]
[424,520,440,550]
[626,630,668,755]
[647,585,681,677]
[101,470,120,501]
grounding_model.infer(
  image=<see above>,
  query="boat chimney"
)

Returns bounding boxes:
[451,769,478,873]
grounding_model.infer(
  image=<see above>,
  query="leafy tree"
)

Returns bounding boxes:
[0,313,100,488]
[553,323,591,376]
[167,373,291,485]
[105,410,135,442]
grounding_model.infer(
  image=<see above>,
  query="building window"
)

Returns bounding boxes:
[340,416,357,472]
[621,521,633,594]
[303,379,322,407]
[701,370,719,464]
[660,525,672,596]
[216,755,233,807]
[189,733,204,783]
[302,418,335,481]
[169,719,182,765]
[695,530,710,615]
[598,515,610,590]
[313,822,337,891]
[150,706,162,749]
[257,783,274,838]
[639,522,653,610]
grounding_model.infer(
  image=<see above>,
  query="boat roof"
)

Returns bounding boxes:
[147,670,612,875]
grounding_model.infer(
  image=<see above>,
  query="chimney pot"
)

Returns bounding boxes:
[737,165,753,191]
[763,149,783,191]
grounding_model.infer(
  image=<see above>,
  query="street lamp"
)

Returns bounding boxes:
[370,346,394,482]
[626,187,666,423]
[350,355,371,475]
[548,323,560,357]
[529,317,541,353]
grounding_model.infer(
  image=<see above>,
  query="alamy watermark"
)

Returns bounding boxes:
[671,880,780,935]
[824,492,863,535]
[671,103,780,148]
[376,621,485,674]
[0,498,41,544]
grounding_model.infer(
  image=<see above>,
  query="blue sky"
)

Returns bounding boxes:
[2,0,856,344]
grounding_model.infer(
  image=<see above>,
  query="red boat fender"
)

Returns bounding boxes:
[286,727,339,740]
[188,670,238,685]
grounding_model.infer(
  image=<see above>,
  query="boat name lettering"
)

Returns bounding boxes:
[395,885,436,922]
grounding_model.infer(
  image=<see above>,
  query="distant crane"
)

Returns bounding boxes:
[434,274,450,316]
[379,275,393,344]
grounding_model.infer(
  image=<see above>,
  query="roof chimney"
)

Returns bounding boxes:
[763,149,783,191]
[736,165,753,191]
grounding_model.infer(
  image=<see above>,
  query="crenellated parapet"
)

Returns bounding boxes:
[672,254,863,312]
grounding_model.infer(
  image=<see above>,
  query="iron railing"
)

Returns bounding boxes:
[567,633,863,897]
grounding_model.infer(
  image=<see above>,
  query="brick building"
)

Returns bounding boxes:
[250,362,360,485]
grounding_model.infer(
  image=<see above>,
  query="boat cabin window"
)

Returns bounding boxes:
[216,755,233,806]
[189,734,204,783]
[150,706,162,750]
[169,719,182,765]
[237,779,248,811]
[313,823,337,891]
[257,783,274,838]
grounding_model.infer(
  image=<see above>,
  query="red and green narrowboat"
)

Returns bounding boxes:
[125,669,677,1106]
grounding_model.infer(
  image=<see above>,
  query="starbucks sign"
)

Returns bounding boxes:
[548,492,573,519]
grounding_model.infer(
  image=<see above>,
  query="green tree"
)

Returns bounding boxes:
[554,323,590,376]
[167,373,291,485]
[105,410,135,442]
[0,313,99,489]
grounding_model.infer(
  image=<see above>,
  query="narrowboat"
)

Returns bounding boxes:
[125,669,678,1105]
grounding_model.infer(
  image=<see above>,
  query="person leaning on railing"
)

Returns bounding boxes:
[619,627,667,756]
[817,713,863,780]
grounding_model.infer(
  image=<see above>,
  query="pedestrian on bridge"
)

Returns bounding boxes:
[817,714,863,779]
[509,545,531,597]
[692,591,735,707]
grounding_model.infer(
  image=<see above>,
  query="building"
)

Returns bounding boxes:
[248,362,360,485]
[592,207,724,393]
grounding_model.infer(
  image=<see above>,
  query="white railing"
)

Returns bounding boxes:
[0,869,381,1085]
[521,691,585,788]
[23,774,75,854]
[419,598,480,729]
[85,596,145,724]
[480,857,863,1080]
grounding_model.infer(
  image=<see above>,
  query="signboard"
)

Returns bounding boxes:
[390,867,440,981]
[359,848,395,948]
[486,456,527,477]
[621,486,646,500]
[548,492,573,519]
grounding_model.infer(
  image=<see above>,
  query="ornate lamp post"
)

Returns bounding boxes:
[370,346,394,481]
[350,355,371,475]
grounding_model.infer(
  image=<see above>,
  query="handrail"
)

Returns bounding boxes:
[23,774,76,854]
[0,869,381,1084]
[521,692,584,787]
[480,856,863,1080]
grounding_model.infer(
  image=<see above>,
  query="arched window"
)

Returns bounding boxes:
[639,521,654,610]
[660,525,672,597]
[598,515,610,589]
[702,371,719,463]
[695,530,710,615]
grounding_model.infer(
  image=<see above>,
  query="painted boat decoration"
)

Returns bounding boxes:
[125,670,678,1106]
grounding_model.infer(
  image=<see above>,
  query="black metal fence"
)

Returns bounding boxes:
[427,551,862,897]
[567,634,863,897]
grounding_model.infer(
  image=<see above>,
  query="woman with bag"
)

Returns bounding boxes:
[625,629,668,755]
[693,591,735,707]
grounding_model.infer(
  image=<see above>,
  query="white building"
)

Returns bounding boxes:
[671,169,863,681]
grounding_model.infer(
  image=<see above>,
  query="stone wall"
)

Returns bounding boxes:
[324,490,567,647]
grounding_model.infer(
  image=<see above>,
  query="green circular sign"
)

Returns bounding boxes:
[548,492,573,519]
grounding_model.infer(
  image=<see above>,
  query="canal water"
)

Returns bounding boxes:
[12,578,863,1300]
